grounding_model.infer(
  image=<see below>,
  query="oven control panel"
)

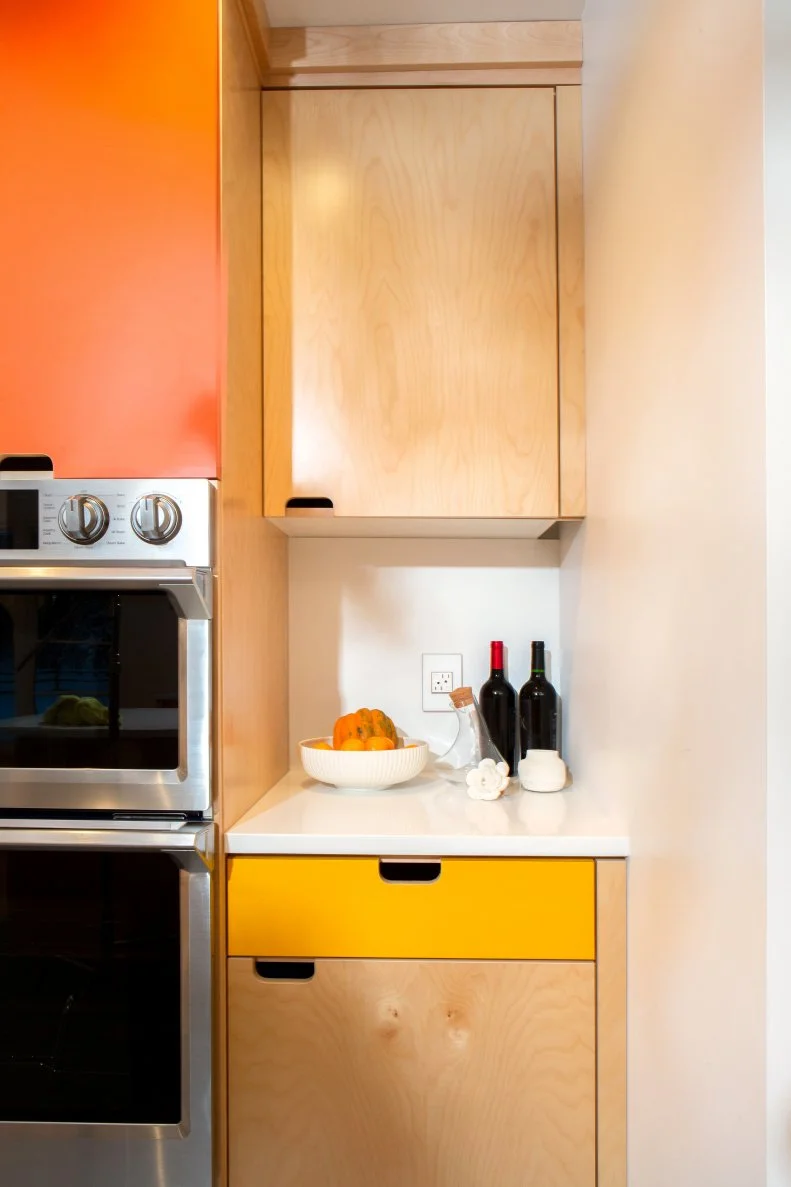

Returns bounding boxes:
[0,479,212,566]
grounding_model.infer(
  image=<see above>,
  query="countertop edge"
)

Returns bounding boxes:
[225,833,630,857]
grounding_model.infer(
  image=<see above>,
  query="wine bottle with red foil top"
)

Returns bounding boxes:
[479,640,517,775]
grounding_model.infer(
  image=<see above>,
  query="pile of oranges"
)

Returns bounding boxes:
[313,736,394,752]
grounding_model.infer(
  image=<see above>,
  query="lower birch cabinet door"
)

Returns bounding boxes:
[228,957,596,1187]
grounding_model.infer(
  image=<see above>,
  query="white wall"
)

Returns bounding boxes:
[764,0,791,1180]
[566,0,767,1183]
[289,537,560,758]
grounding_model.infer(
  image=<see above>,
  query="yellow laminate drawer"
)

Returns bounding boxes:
[227,856,595,961]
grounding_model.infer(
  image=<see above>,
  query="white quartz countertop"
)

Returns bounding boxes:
[225,767,629,857]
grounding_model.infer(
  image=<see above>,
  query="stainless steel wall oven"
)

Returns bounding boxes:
[0,479,212,817]
[0,477,215,1187]
[0,823,213,1187]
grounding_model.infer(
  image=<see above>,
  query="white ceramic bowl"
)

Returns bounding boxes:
[299,738,429,791]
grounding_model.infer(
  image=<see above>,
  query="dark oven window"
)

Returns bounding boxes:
[0,591,179,769]
[0,850,182,1124]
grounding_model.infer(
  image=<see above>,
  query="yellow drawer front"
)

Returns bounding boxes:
[227,857,595,961]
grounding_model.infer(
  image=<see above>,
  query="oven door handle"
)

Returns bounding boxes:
[0,823,214,869]
[0,566,212,619]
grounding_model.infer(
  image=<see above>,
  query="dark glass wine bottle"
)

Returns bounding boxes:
[519,640,558,757]
[479,640,517,775]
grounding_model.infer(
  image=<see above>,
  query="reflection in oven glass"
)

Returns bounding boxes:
[0,591,179,769]
[0,851,182,1124]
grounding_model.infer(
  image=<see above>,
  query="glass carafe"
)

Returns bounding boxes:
[436,687,511,796]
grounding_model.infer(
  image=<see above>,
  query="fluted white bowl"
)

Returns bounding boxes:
[299,738,429,791]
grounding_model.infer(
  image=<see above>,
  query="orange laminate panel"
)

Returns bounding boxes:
[0,0,220,477]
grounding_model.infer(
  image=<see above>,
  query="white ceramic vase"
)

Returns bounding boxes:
[518,749,568,793]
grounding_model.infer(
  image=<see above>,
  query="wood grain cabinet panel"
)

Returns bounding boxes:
[596,859,627,1187]
[228,957,596,1187]
[263,87,562,519]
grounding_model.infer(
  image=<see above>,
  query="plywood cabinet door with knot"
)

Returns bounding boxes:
[228,957,596,1187]
[262,86,585,522]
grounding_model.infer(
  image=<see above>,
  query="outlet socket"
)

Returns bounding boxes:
[431,671,454,695]
[422,653,463,712]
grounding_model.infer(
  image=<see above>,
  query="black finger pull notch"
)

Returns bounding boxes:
[0,455,53,473]
[285,497,334,510]
[254,961,316,981]
[379,860,442,884]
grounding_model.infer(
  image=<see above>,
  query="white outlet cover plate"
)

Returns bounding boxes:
[422,652,463,712]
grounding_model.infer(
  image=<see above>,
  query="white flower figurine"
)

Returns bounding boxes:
[465,758,510,801]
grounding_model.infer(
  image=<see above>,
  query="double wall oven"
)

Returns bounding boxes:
[0,477,214,1187]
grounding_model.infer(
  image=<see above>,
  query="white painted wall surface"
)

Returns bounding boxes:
[566,1,767,1182]
[289,538,560,758]
[764,0,791,1180]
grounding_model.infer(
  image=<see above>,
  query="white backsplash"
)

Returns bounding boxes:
[289,537,561,758]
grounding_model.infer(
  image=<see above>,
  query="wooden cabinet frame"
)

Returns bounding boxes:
[261,78,585,525]
[226,857,626,1186]
[596,859,628,1187]
[556,85,586,518]
[263,20,581,86]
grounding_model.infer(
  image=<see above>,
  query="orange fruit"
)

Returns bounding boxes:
[312,741,332,750]
[339,738,366,751]
[365,736,395,751]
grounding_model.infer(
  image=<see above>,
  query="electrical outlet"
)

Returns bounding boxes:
[422,653,463,712]
[431,671,454,695]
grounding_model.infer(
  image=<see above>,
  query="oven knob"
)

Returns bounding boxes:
[131,494,182,545]
[58,495,110,544]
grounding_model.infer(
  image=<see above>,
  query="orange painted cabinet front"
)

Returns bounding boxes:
[0,0,220,478]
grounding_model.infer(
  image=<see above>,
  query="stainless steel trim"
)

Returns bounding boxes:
[0,823,213,858]
[0,570,212,814]
[1,817,188,830]
[0,566,212,618]
[0,826,213,1186]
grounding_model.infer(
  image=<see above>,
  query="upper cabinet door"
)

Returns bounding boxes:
[0,2,219,478]
[263,88,561,519]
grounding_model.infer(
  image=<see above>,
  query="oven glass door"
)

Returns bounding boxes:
[0,847,182,1124]
[0,590,179,771]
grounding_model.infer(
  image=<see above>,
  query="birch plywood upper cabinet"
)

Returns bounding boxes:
[263,86,585,523]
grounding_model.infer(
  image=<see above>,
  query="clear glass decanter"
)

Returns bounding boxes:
[436,687,511,795]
